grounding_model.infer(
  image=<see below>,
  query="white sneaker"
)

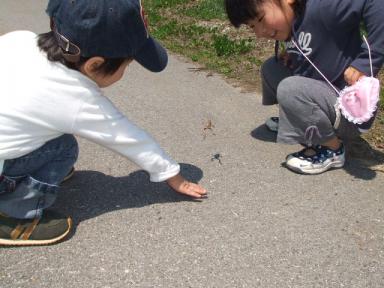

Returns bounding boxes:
[286,144,345,174]
[265,117,279,132]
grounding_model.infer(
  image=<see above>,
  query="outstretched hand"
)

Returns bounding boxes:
[166,173,207,199]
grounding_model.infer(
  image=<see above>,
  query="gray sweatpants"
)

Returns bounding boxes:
[261,57,360,146]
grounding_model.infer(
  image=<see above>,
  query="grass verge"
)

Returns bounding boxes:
[145,0,383,150]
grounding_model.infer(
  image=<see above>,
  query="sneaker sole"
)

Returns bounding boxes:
[0,217,72,246]
[286,161,344,175]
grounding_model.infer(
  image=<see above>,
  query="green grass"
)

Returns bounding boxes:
[146,0,261,78]
[379,88,384,124]
[184,0,227,20]
[147,0,185,9]
[212,35,254,57]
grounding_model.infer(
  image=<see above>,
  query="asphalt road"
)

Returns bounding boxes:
[1,1,383,287]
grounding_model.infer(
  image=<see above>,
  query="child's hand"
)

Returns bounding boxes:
[344,66,365,85]
[166,174,207,199]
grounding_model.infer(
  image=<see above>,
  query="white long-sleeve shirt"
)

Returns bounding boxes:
[0,31,180,181]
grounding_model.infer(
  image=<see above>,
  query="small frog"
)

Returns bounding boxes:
[211,153,222,165]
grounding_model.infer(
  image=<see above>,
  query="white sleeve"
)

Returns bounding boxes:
[72,94,180,182]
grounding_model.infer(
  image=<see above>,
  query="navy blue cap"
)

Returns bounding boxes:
[46,0,168,72]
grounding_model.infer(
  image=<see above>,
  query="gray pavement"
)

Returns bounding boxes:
[1,1,383,287]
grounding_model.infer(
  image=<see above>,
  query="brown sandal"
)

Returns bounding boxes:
[0,210,72,246]
[62,167,75,183]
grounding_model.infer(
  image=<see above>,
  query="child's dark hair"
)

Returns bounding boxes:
[225,0,306,28]
[37,31,128,75]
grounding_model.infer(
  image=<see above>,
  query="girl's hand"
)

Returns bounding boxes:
[344,66,365,85]
[166,173,207,199]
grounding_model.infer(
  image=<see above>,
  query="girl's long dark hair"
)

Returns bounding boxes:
[37,31,127,75]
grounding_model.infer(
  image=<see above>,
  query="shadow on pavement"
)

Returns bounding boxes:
[250,124,277,142]
[54,163,204,237]
[344,137,384,180]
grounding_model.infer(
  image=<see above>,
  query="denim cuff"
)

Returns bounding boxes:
[0,176,59,219]
[26,176,59,194]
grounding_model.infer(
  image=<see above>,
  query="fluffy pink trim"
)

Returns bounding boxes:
[338,76,380,124]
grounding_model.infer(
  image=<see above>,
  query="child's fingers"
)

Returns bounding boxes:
[187,182,207,194]
[182,182,207,198]
[186,191,205,198]
[167,174,207,198]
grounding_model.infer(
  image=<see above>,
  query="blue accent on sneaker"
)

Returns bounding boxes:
[293,144,344,164]
[286,144,345,174]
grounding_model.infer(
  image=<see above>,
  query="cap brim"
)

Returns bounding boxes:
[134,37,168,72]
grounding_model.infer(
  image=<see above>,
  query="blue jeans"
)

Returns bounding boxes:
[0,134,78,219]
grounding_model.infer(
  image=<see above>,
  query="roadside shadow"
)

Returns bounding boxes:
[250,124,277,143]
[343,137,384,180]
[53,163,204,238]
